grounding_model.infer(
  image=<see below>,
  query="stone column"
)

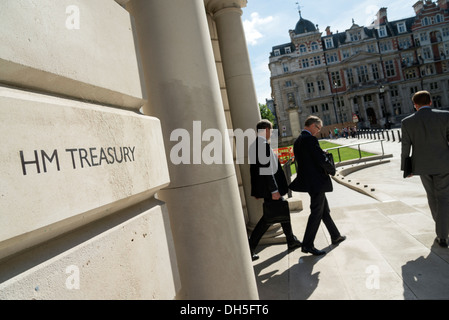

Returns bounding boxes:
[126,0,258,300]
[288,108,301,138]
[376,93,385,126]
[383,90,394,123]
[209,2,283,241]
[360,96,369,127]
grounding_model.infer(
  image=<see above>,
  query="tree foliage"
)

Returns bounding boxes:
[259,103,276,128]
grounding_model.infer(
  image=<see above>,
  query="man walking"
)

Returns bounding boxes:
[401,90,449,248]
[289,116,346,255]
[248,120,302,261]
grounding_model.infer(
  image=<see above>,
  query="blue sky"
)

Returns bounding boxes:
[241,0,418,104]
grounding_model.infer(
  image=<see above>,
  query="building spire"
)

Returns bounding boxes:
[296,2,303,18]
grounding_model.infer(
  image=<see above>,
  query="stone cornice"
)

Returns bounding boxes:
[204,0,247,15]
[114,0,129,7]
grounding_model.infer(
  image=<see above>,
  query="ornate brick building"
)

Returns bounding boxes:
[269,0,449,145]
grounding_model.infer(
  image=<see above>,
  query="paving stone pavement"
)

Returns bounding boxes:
[253,136,449,300]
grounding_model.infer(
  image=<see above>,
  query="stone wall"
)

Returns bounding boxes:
[0,0,179,299]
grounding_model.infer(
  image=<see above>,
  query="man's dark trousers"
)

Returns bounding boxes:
[420,173,449,240]
[303,192,340,248]
[249,197,295,251]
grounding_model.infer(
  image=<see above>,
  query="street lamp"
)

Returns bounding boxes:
[334,81,343,125]
[331,81,339,125]
[379,85,390,129]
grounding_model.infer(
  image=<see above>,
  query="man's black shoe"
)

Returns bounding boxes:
[332,235,347,245]
[435,237,449,248]
[301,246,326,256]
[288,239,302,251]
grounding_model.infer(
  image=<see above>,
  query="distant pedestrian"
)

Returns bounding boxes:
[352,126,357,138]
[334,127,339,138]
[401,90,449,248]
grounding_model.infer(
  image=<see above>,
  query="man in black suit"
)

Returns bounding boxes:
[248,120,302,261]
[289,116,346,255]
[401,90,449,248]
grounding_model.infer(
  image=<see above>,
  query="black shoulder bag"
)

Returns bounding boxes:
[263,199,291,225]
[323,152,336,176]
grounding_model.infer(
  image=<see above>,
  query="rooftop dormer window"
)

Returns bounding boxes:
[397,22,406,34]
[350,31,361,42]
[378,25,387,38]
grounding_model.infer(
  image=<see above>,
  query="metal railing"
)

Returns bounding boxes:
[324,140,386,163]
[356,129,402,142]
[282,139,387,198]
[282,139,385,198]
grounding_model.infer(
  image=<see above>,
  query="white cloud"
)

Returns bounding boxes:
[243,12,273,46]
[321,0,416,33]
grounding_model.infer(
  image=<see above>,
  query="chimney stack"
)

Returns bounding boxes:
[376,7,388,25]
[438,0,449,10]
[413,1,424,14]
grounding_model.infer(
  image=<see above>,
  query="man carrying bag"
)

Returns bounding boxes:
[289,116,346,256]
[248,120,302,261]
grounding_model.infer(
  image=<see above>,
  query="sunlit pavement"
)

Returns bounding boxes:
[253,137,449,300]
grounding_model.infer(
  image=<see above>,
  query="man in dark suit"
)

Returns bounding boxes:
[289,116,346,255]
[401,90,449,248]
[248,120,302,261]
